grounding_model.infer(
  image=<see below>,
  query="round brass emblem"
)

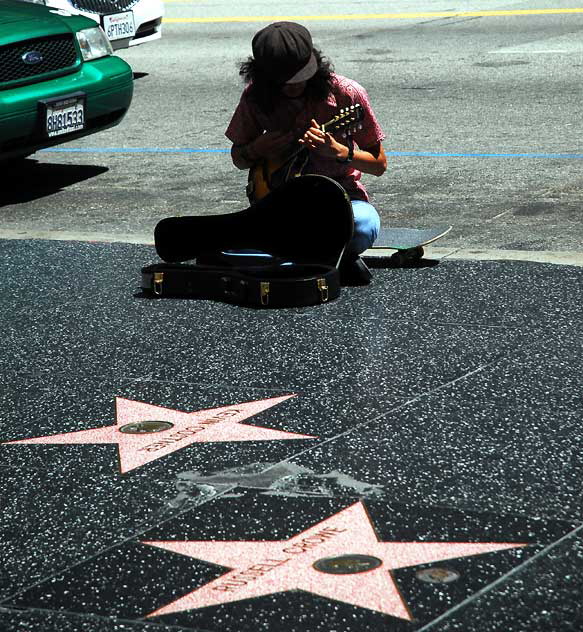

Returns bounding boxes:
[119,421,174,434]
[416,567,460,584]
[313,554,383,575]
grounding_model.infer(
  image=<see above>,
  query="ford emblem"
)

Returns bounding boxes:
[22,51,44,65]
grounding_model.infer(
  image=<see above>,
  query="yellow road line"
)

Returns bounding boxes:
[163,8,583,23]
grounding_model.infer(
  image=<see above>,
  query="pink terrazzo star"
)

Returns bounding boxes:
[143,501,526,620]
[3,394,314,473]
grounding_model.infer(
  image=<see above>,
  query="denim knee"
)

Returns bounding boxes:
[346,200,380,257]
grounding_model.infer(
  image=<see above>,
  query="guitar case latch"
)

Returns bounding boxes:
[153,272,164,296]
[260,281,270,306]
[317,278,329,302]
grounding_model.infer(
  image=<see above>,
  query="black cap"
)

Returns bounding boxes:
[252,22,318,84]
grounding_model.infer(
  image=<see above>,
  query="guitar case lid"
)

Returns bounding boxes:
[155,175,354,266]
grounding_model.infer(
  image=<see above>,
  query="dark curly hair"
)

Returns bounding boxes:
[238,48,334,114]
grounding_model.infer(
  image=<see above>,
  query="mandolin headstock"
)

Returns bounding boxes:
[323,104,364,136]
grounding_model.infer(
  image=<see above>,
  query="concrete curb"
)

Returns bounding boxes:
[1,231,583,268]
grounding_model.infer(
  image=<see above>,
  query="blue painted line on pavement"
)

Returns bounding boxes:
[392,151,583,158]
[40,148,230,153]
[39,148,583,158]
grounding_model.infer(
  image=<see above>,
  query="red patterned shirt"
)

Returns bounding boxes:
[225,74,386,201]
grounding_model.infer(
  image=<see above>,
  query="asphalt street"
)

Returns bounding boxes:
[2,3,583,632]
[2,0,583,254]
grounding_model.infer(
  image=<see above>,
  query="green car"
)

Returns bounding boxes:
[0,0,133,161]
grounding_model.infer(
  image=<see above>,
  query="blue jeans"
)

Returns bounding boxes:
[346,199,380,258]
[221,200,380,261]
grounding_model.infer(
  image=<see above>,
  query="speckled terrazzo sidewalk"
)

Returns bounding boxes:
[1,238,582,632]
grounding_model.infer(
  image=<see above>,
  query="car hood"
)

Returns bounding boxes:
[0,1,56,24]
[0,1,95,42]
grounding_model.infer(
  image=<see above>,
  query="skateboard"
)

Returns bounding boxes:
[364,225,452,267]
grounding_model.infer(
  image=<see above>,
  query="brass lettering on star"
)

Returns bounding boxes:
[138,409,241,453]
[212,526,347,594]
[282,527,347,555]
[212,557,292,593]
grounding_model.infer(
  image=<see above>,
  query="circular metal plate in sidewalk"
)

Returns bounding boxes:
[313,554,383,575]
[119,421,174,434]
[416,567,460,584]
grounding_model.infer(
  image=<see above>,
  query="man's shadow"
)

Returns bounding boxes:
[0,158,109,206]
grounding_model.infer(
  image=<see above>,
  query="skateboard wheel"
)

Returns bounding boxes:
[389,251,406,266]
[390,247,424,267]
[408,246,424,260]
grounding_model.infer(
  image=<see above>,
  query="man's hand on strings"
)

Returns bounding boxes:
[299,119,347,161]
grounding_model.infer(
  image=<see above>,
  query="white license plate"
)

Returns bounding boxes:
[103,11,135,41]
[45,96,85,138]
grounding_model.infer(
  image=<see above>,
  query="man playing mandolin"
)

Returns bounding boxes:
[226,21,387,284]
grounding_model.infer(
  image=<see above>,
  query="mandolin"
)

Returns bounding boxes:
[246,104,364,204]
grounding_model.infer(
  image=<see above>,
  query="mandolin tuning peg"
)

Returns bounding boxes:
[358,123,363,130]
[342,131,347,138]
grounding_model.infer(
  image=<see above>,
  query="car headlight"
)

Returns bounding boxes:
[18,0,47,4]
[76,27,113,61]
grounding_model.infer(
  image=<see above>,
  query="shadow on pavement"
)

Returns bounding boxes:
[0,159,108,207]
[363,255,440,269]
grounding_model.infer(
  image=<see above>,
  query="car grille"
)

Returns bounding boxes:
[135,18,161,39]
[69,0,141,13]
[0,35,78,84]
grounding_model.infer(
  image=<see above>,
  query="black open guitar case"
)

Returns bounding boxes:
[141,175,354,308]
